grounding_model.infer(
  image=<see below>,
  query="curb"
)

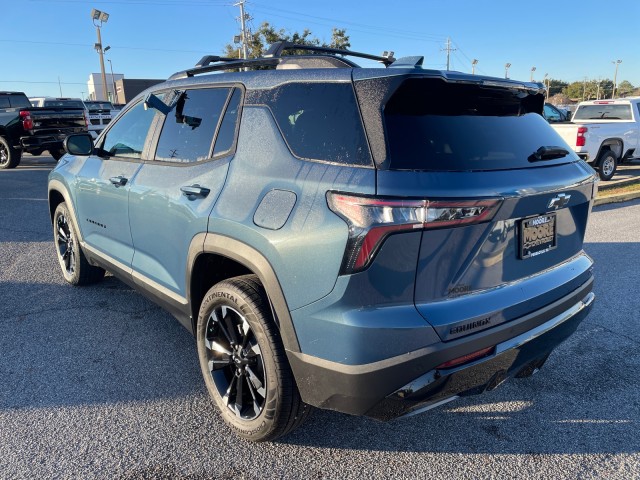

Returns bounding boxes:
[594,190,640,206]
[598,176,640,191]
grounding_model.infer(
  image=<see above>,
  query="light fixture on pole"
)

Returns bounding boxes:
[530,66,536,82]
[544,73,549,100]
[91,8,110,101]
[611,59,622,99]
[471,59,478,74]
[504,63,511,79]
[104,46,118,103]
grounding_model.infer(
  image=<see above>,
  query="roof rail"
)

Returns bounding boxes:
[169,41,397,80]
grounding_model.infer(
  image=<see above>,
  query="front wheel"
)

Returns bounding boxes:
[597,150,617,181]
[0,136,21,169]
[196,275,310,442]
[53,202,105,285]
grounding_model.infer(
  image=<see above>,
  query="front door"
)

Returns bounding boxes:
[75,100,158,268]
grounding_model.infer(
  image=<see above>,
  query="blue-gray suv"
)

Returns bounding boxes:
[48,42,597,441]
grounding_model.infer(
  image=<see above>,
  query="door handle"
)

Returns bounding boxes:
[181,185,210,199]
[109,176,128,187]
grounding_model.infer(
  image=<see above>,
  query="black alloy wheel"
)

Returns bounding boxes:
[204,304,267,420]
[56,211,77,278]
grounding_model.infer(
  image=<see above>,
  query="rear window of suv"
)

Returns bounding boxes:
[384,78,577,171]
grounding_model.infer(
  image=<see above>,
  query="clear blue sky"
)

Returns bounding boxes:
[1,0,639,99]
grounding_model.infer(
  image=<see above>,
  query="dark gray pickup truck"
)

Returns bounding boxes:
[0,91,87,169]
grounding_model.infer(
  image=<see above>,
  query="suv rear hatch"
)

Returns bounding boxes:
[353,73,596,341]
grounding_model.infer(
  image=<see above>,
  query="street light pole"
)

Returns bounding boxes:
[544,73,549,100]
[471,59,478,74]
[530,66,536,82]
[611,59,622,99]
[91,8,110,101]
[504,63,511,79]
[107,59,117,103]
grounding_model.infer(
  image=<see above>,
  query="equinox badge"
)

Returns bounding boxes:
[548,193,571,210]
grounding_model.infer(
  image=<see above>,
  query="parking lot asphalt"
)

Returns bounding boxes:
[1,155,639,479]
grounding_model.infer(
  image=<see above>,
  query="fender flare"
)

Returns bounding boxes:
[188,233,301,353]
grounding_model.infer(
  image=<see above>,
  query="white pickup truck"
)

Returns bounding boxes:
[550,98,640,180]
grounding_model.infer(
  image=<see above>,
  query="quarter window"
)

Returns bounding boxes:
[101,101,157,159]
[155,88,233,163]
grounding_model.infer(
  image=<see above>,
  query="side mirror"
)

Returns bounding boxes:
[64,133,94,156]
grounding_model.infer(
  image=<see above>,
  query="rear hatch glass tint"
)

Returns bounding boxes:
[383,78,578,171]
[573,104,632,120]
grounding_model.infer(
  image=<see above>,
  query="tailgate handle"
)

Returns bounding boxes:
[181,185,210,199]
[109,175,128,187]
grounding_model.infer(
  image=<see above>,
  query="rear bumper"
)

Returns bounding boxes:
[20,130,85,150]
[287,277,594,420]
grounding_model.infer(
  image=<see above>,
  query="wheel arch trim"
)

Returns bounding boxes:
[188,233,301,353]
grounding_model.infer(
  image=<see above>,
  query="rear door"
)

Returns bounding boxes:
[128,86,242,298]
[359,76,597,340]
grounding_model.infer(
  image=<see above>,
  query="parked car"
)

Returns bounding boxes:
[0,92,87,168]
[550,98,640,180]
[543,103,571,122]
[48,42,597,441]
[83,100,116,139]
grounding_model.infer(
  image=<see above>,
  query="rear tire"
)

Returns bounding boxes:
[597,150,617,181]
[196,275,310,442]
[53,202,105,285]
[0,136,21,169]
[49,148,65,161]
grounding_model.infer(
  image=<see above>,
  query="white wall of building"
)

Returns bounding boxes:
[87,73,124,102]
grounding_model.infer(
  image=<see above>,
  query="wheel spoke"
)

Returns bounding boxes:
[222,375,237,407]
[205,338,232,356]
[246,342,261,358]
[234,373,244,416]
[57,227,68,242]
[212,310,234,346]
[208,357,233,371]
[245,374,262,416]
[246,366,266,398]
[221,307,240,345]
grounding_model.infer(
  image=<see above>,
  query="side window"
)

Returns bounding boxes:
[256,82,371,166]
[213,88,242,156]
[543,104,560,122]
[155,88,232,163]
[636,103,640,118]
[101,101,157,159]
[9,95,32,109]
[0,96,10,109]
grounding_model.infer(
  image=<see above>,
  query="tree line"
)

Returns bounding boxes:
[546,78,638,104]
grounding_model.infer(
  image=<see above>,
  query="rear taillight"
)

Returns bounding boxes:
[19,111,33,131]
[327,192,502,274]
[576,127,587,147]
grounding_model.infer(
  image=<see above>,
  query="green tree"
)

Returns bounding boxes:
[224,22,350,59]
[547,79,568,97]
[617,80,635,97]
[563,79,614,101]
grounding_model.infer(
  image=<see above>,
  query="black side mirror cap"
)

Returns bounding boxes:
[64,133,94,156]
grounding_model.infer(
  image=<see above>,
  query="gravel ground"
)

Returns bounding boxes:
[0,156,638,479]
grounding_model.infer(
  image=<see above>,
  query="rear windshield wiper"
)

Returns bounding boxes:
[528,146,570,162]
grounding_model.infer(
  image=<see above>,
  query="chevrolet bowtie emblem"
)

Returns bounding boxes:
[548,193,571,209]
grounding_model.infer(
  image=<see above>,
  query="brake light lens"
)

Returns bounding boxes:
[19,111,33,131]
[576,126,587,147]
[327,192,502,274]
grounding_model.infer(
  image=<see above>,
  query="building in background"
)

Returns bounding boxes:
[87,72,124,102]
[114,78,163,104]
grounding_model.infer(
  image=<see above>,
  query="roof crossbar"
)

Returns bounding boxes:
[264,41,396,66]
[169,41,397,80]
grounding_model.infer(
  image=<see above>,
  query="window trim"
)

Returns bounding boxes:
[146,83,245,167]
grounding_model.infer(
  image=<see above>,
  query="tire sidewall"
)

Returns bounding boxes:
[53,203,80,284]
[196,282,282,440]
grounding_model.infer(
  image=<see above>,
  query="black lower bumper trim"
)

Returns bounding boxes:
[287,278,594,419]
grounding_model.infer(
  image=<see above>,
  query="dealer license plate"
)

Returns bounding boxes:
[520,213,557,259]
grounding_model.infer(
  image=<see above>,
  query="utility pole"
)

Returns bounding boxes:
[612,59,622,99]
[471,59,478,74]
[58,77,63,97]
[582,76,587,101]
[544,73,549,100]
[234,1,249,60]
[91,9,110,101]
[441,37,456,71]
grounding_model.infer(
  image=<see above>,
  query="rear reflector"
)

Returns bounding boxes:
[436,346,495,369]
[327,192,502,274]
